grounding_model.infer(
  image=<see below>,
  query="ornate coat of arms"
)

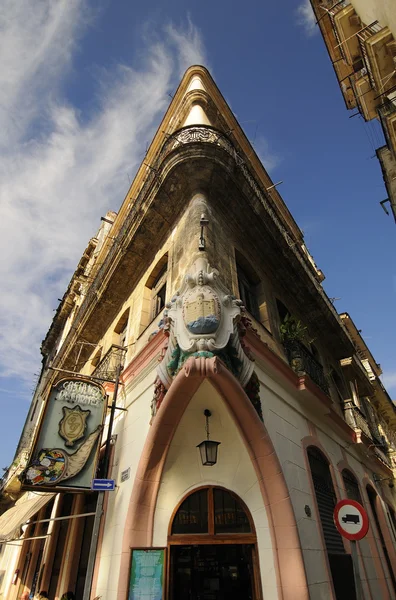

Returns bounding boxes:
[59,405,90,447]
[156,257,255,391]
[183,287,220,335]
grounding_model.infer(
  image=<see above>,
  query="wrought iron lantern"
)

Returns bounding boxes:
[197,409,220,466]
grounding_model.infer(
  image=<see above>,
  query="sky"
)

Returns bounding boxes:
[0,0,395,470]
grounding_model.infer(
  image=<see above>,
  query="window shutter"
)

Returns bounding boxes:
[308,448,345,554]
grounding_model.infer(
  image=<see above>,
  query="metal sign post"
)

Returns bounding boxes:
[82,357,124,600]
[350,539,364,600]
[334,499,369,600]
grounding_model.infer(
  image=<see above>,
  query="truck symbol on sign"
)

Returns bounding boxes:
[342,514,360,524]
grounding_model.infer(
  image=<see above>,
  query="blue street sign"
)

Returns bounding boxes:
[91,478,115,491]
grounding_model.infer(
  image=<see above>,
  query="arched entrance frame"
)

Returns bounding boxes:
[117,356,309,600]
[168,485,261,600]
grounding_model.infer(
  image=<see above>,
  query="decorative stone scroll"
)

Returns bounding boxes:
[152,257,262,419]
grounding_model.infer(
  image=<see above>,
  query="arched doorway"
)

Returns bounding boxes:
[168,486,261,600]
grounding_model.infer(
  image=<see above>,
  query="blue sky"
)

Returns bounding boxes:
[1,0,395,470]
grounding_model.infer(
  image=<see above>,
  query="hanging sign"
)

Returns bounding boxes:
[334,499,369,541]
[21,378,106,492]
[128,548,165,600]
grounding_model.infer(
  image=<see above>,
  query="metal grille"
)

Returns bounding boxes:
[91,344,126,382]
[308,447,345,554]
[357,21,382,89]
[283,339,329,395]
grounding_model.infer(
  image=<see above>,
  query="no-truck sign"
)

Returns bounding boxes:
[334,499,369,541]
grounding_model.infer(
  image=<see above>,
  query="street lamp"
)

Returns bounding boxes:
[197,409,220,466]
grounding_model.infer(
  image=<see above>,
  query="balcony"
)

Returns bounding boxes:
[343,400,373,440]
[379,99,396,155]
[377,145,396,222]
[373,445,393,470]
[352,74,378,121]
[311,0,356,109]
[92,344,127,382]
[283,339,329,396]
[343,401,393,470]
[358,25,396,93]
[332,5,362,67]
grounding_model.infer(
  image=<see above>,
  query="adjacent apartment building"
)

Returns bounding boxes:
[1,66,396,600]
[309,0,396,221]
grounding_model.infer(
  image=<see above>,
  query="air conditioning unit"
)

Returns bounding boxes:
[349,14,361,27]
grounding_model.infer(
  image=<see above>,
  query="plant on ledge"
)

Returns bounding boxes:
[280,315,328,395]
[279,313,310,344]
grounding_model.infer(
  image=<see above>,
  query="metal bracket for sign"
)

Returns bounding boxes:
[107,405,128,411]
[49,366,125,385]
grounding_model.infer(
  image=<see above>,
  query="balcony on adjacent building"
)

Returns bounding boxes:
[377,144,396,222]
[352,74,378,121]
[379,98,396,155]
[310,0,356,109]
[332,4,362,67]
[358,24,396,93]
[283,339,329,396]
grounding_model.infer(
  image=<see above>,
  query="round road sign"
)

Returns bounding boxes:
[334,499,369,541]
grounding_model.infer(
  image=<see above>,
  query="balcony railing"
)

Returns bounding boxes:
[343,401,393,468]
[343,401,373,439]
[379,98,396,125]
[92,345,126,382]
[357,21,384,89]
[373,445,393,469]
[283,339,329,395]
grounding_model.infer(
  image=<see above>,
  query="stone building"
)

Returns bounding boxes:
[309,0,396,221]
[1,66,396,600]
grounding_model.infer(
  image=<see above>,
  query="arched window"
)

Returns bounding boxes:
[114,308,129,347]
[235,250,260,321]
[366,485,396,591]
[276,299,290,324]
[307,447,344,554]
[310,343,322,366]
[170,487,252,536]
[342,469,362,503]
[169,487,258,600]
[140,254,168,333]
[307,447,357,599]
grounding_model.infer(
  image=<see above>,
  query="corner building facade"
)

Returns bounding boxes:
[2,66,396,600]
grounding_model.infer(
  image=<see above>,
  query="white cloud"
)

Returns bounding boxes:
[0,1,207,385]
[381,372,396,395]
[296,0,317,37]
[253,135,282,173]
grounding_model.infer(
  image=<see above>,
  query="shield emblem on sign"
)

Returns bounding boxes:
[59,405,90,447]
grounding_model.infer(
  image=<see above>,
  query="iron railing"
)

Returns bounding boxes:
[343,401,373,439]
[92,345,126,382]
[373,446,393,469]
[357,21,383,89]
[328,3,351,63]
[343,401,393,468]
[283,339,329,395]
[379,98,396,117]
